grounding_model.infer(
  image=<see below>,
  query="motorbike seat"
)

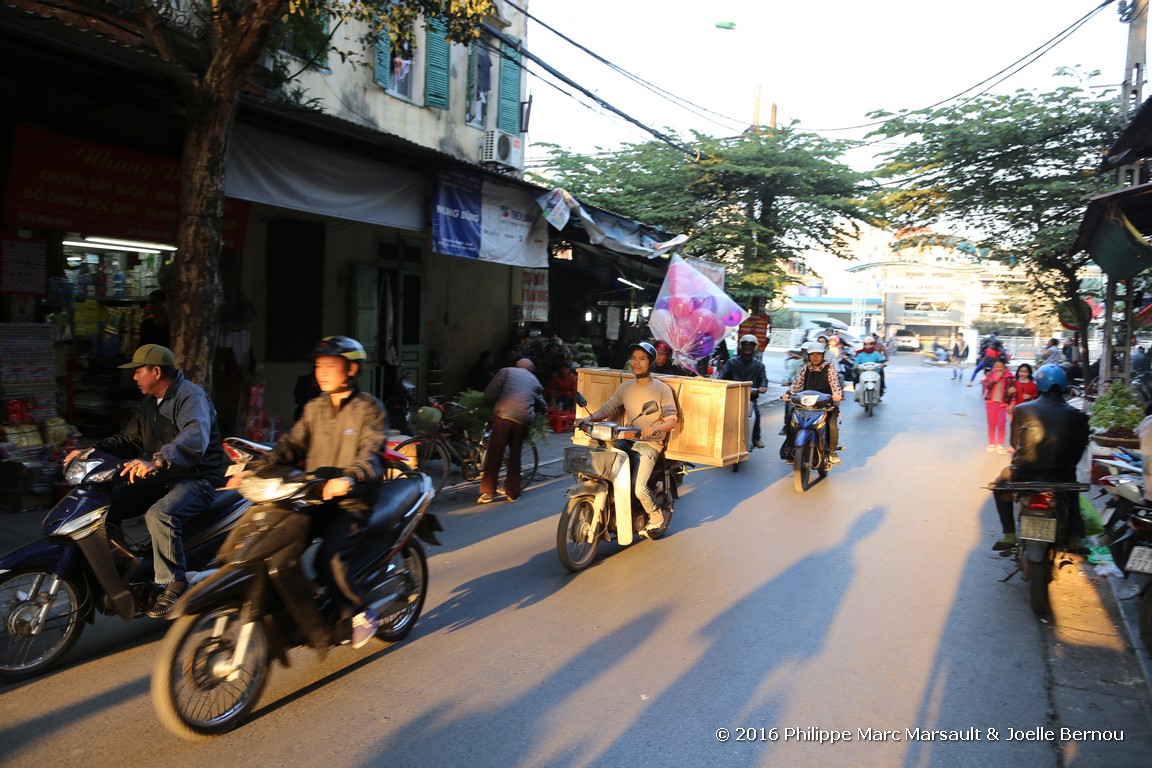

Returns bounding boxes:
[366,476,426,533]
[183,488,246,540]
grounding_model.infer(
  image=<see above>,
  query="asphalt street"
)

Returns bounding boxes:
[1,351,1151,767]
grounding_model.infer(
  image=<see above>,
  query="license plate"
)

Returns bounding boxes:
[1128,546,1152,575]
[1019,515,1057,543]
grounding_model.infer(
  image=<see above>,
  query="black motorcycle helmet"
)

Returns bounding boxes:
[313,336,367,374]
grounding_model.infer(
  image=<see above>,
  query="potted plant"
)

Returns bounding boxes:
[1088,380,1145,446]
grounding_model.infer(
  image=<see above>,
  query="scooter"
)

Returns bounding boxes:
[994,480,1090,615]
[853,361,884,417]
[151,461,439,739]
[784,390,836,493]
[1118,507,1152,652]
[556,399,683,572]
[0,441,254,680]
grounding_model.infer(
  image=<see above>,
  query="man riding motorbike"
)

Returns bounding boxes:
[988,364,1090,551]
[719,334,769,448]
[65,343,226,618]
[854,336,888,395]
[229,335,386,647]
[652,339,693,376]
[579,342,679,530]
[782,341,844,463]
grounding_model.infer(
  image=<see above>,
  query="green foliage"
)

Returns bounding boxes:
[866,71,1120,329]
[1088,381,1144,433]
[530,125,880,304]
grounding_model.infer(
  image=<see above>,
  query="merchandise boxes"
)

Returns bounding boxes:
[572,368,750,467]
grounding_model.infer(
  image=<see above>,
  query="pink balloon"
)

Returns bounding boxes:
[669,294,694,319]
[723,309,745,327]
[668,318,696,349]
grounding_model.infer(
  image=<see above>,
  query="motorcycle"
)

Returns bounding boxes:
[1118,507,1152,652]
[995,480,1090,614]
[150,461,439,738]
[784,390,836,493]
[0,442,254,680]
[920,350,951,367]
[556,399,683,572]
[853,361,884,417]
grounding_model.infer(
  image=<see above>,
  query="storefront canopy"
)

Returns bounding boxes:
[1071,183,1152,279]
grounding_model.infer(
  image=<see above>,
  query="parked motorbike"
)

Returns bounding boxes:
[0,442,254,680]
[556,399,683,572]
[150,462,439,738]
[784,390,836,493]
[995,480,1090,614]
[853,361,884,417]
[1119,507,1152,652]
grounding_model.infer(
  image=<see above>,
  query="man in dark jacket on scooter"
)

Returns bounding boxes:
[66,344,226,618]
[719,334,769,448]
[234,336,386,647]
[989,364,1090,551]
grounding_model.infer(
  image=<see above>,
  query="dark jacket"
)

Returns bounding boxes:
[96,370,225,484]
[484,367,547,424]
[1009,393,1090,476]
[267,388,385,485]
[719,354,768,399]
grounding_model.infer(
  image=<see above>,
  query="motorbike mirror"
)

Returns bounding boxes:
[641,400,659,416]
[575,392,588,408]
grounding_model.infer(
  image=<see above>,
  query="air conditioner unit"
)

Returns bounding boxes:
[481,130,523,171]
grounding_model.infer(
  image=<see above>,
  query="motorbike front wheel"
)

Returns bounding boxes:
[557,497,601,572]
[151,603,270,739]
[0,568,87,680]
[375,540,428,643]
[793,441,817,493]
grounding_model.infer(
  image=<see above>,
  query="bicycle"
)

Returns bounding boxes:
[396,401,539,496]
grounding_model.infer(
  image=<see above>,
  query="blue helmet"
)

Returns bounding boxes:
[1035,364,1066,393]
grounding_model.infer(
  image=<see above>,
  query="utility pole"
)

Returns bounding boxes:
[1103,0,1148,385]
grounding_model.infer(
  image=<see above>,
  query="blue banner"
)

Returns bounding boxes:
[432,170,483,259]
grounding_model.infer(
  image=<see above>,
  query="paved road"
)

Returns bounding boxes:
[1,354,1150,767]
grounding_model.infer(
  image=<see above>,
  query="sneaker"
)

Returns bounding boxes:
[350,607,378,649]
[646,509,665,530]
[777,428,786,435]
[996,445,1007,454]
[505,495,519,503]
[147,580,187,619]
[829,453,841,465]
[477,493,494,504]
[752,439,765,449]
[987,445,996,452]
[992,533,1016,551]
[966,382,973,387]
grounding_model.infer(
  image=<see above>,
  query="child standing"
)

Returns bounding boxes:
[982,358,1016,453]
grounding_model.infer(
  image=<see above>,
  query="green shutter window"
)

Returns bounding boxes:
[425,17,450,110]
[497,42,522,134]
[375,33,392,89]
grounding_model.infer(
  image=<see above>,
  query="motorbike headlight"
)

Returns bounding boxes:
[63,450,120,485]
[799,394,819,407]
[238,474,307,503]
[590,423,615,442]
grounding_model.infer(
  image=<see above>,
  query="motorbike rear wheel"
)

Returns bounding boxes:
[374,540,428,643]
[557,497,601,572]
[1138,584,1152,652]
[793,441,817,493]
[396,437,451,495]
[1027,557,1051,615]
[152,603,270,739]
[0,568,87,680]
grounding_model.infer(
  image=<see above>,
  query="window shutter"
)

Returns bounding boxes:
[375,33,392,89]
[497,42,522,134]
[425,17,450,110]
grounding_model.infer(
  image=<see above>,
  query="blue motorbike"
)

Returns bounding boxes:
[0,443,253,680]
[786,390,836,493]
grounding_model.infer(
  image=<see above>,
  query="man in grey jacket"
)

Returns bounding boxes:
[67,344,226,618]
[479,359,547,504]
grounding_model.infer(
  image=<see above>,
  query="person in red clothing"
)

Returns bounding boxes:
[1009,363,1038,413]
[982,357,1016,454]
[547,361,578,411]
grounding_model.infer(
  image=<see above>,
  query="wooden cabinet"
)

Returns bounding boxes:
[574,368,749,467]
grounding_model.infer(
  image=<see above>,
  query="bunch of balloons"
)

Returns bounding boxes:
[647,255,748,363]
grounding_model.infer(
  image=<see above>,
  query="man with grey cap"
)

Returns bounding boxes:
[67,343,226,617]
[478,358,547,504]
